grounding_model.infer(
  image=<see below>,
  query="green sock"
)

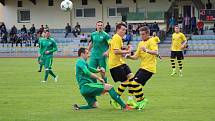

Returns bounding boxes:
[108,88,126,108]
[49,70,56,78]
[103,77,108,83]
[79,105,95,109]
[44,70,49,81]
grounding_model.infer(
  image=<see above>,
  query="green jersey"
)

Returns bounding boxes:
[76,58,98,88]
[39,37,58,57]
[90,31,110,58]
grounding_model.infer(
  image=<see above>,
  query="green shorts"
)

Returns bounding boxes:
[80,83,104,106]
[43,56,53,69]
[89,57,107,70]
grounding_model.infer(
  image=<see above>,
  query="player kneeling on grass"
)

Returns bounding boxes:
[73,48,132,110]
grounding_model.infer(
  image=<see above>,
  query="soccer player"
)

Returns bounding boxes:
[108,23,140,108]
[126,26,159,110]
[37,31,46,72]
[170,25,187,76]
[73,48,131,110]
[39,31,58,82]
[152,32,162,60]
[88,21,110,83]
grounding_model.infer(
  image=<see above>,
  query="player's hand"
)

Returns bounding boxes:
[125,53,131,58]
[181,45,186,50]
[103,51,109,57]
[98,77,105,84]
[45,51,50,54]
[141,46,147,52]
[98,67,105,73]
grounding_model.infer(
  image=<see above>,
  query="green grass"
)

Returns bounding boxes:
[0,57,215,121]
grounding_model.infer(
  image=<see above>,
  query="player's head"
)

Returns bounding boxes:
[139,26,150,41]
[78,48,89,60]
[44,31,51,39]
[116,22,127,37]
[96,21,103,32]
[174,25,180,33]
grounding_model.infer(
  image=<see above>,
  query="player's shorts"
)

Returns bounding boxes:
[134,68,153,86]
[89,57,107,70]
[80,83,104,106]
[171,51,184,60]
[110,64,132,82]
[43,56,53,69]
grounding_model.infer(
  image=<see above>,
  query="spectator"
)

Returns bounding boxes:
[65,23,71,38]
[37,25,44,35]
[29,24,36,34]
[169,15,176,34]
[206,0,212,9]
[0,25,8,46]
[124,31,132,45]
[191,16,197,33]
[184,14,190,34]
[152,22,160,35]
[75,22,81,35]
[105,22,111,33]
[80,33,87,44]
[45,24,49,31]
[197,19,204,35]
[178,14,183,30]
[21,25,27,34]
[10,25,18,47]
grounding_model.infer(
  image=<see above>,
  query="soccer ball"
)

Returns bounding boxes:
[60,0,73,11]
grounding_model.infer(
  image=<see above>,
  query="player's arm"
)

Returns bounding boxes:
[47,40,58,54]
[142,41,158,55]
[141,46,158,55]
[88,41,92,51]
[181,34,187,49]
[103,35,111,57]
[82,66,105,83]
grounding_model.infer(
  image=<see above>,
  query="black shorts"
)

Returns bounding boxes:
[110,64,132,82]
[171,51,184,60]
[134,68,153,86]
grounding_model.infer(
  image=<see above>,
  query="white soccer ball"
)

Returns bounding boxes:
[60,0,73,11]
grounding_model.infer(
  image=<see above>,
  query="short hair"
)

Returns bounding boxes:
[96,20,103,24]
[175,25,179,28]
[78,48,86,57]
[116,23,127,30]
[139,26,150,34]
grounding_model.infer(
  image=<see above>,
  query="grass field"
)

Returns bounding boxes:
[0,57,215,121]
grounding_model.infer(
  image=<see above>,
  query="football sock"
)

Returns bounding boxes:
[170,59,176,69]
[79,105,95,109]
[109,88,126,108]
[49,70,56,78]
[178,60,183,70]
[130,81,144,102]
[44,70,49,81]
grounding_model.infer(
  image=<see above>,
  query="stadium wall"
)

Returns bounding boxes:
[1,0,173,30]
[2,0,70,29]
